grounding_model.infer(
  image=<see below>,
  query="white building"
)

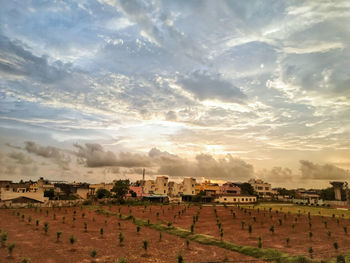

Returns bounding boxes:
[215,195,257,204]
[248,179,277,198]
[182,178,196,196]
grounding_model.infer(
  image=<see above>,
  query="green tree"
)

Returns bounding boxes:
[95,188,111,199]
[240,183,256,195]
[111,180,130,200]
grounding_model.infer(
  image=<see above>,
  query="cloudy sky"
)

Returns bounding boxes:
[0,0,350,188]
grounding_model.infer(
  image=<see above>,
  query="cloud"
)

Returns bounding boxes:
[24,141,70,170]
[74,143,152,168]
[300,160,350,180]
[178,71,246,103]
[8,151,33,165]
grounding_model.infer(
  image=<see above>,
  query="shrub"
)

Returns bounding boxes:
[136,226,141,234]
[159,232,162,242]
[336,255,345,263]
[186,239,190,249]
[90,249,97,258]
[36,220,39,229]
[177,253,184,263]
[100,228,104,237]
[241,221,245,230]
[62,216,65,224]
[8,243,15,256]
[21,258,31,263]
[190,224,194,233]
[84,222,87,232]
[28,216,32,224]
[309,231,313,239]
[278,219,282,226]
[248,224,252,234]
[327,231,331,238]
[118,258,127,263]
[269,225,274,234]
[343,226,347,234]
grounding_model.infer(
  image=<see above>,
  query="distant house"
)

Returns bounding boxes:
[215,195,257,204]
[220,182,241,195]
[248,179,277,199]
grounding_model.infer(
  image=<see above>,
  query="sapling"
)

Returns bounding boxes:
[36,219,39,230]
[186,239,190,249]
[136,226,141,234]
[248,224,252,235]
[309,231,313,239]
[100,228,104,237]
[177,253,184,263]
[43,222,49,234]
[84,222,87,232]
[334,242,339,252]
[269,225,274,234]
[286,237,290,246]
[8,243,15,257]
[119,232,124,246]
[1,232,8,246]
[142,239,148,252]
[159,232,162,242]
[309,247,313,259]
[343,226,347,234]
[257,236,262,248]
[90,249,97,258]
[56,231,62,242]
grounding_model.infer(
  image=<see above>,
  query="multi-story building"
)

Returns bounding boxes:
[195,181,220,196]
[215,195,257,204]
[88,182,114,197]
[182,178,196,196]
[248,179,277,198]
[220,182,241,195]
[143,176,169,196]
[168,182,183,197]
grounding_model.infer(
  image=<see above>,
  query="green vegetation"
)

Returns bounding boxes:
[8,243,15,256]
[142,239,148,252]
[90,249,97,258]
[56,231,62,242]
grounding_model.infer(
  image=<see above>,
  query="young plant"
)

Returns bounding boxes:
[90,249,97,259]
[159,232,162,242]
[248,224,252,235]
[190,224,194,233]
[186,239,190,249]
[286,237,290,246]
[43,222,49,234]
[36,220,39,230]
[309,231,313,239]
[69,235,76,246]
[241,221,245,230]
[309,247,313,259]
[333,242,339,252]
[1,232,8,247]
[119,232,124,246]
[8,243,15,257]
[56,231,62,242]
[142,239,148,252]
[100,228,104,237]
[343,226,347,235]
[62,216,65,224]
[257,236,262,248]
[84,222,87,232]
[177,253,184,263]
[269,225,274,234]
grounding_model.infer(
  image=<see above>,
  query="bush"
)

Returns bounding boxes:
[21,258,31,263]
[177,253,184,263]
[337,255,345,263]
[56,231,62,242]
[257,236,262,248]
[118,258,127,263]
[1,232,8,246]
[119,232,124,246]
[69,235,76,245]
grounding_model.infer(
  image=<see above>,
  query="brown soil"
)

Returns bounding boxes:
[0,206,266,263]
[116,204,350,260]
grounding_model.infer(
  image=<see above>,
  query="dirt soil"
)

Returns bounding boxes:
[0,206,266,263]
[117,204,350,261]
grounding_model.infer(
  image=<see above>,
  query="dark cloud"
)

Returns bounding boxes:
[178,71,246,103]
[74,143,152,168]
[24,141,70,170]
[300,160,350,180]
[0,34,70,83]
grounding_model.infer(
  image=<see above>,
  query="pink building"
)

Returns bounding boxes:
[220,183,241,195]
[126,186,143,197]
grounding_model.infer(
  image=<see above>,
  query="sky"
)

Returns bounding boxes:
[0,0,350,188]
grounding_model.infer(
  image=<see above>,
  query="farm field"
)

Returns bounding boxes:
[0,205,267,263]
[115,203,350,261]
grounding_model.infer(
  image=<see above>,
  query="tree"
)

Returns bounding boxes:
[111,180,130,200]
[240,183,256,195]
[44,189,55,200]
[95,188,111,199]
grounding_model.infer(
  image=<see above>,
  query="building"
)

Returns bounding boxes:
[182,178,196,196]
[195,181,220,196]
[88,182,114,197]
[248,179,277,198]
[143,176,169,196]
[168,182,183,197]
[220,182,241,195]
[215,195,257,204]
[126,186,143,198]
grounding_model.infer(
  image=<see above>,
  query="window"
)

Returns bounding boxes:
[246,198,248,201]
[192,184,194,187]
[164,190,166,193]
[164,183,166,186]
[224,198,227,201]
[249,198,251,201]
[234,198,236,202]
[192,191,194,194]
